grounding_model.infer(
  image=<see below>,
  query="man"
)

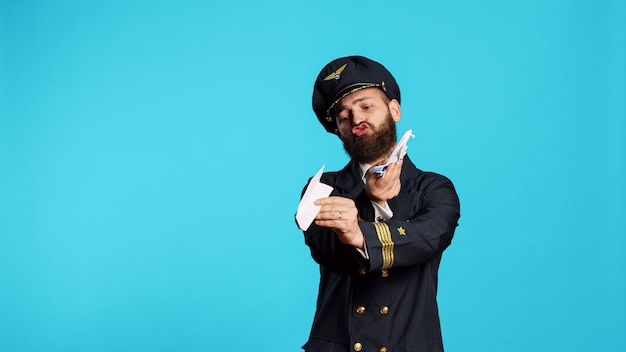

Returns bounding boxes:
[299,56,461,352]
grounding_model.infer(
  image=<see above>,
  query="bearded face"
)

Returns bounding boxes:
[340,111,397,164]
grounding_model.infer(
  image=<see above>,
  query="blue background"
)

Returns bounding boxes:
[1,1,625,351]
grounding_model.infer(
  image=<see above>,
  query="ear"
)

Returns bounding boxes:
[388,99,401,122]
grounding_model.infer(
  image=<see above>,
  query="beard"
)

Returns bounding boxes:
[341,112,397,164]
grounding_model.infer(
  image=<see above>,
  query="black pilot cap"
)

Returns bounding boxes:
[312,55,401,134]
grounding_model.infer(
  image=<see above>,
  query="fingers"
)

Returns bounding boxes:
[365,160,403,182]
[365,160,403,203]
[312,196,364,248]
[315,210,344,221]
[314,212,349,232]
[316,207,352,221]
[313,196,357,225]
[382,159,403,179]
[314,196,354,207]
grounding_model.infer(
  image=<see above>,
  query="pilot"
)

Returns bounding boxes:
[298,55,461,352]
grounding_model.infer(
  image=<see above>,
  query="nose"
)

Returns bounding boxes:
[352,110,366,126]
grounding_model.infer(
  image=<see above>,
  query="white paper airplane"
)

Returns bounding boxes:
[295,165,334,231]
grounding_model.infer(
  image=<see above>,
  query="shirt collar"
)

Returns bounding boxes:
[359,163,371,183]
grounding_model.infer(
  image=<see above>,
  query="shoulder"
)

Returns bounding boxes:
[319,170,340,185]
[420,171,456,189]
[402,156,456,190]
[401,157,460,212]
[299,161,358,197]
[320,160,361,190]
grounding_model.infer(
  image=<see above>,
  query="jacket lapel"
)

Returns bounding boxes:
[388,156,422,220]
[332,160,376,222]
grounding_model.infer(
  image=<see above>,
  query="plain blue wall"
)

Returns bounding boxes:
[1,1,624,351]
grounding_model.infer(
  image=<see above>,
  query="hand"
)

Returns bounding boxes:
[365,159,403,205]
[314,196,364,249]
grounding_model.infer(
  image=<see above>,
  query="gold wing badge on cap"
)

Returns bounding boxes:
[323,63,347,81]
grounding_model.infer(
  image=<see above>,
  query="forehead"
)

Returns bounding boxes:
[338,87,386,106]
[334,88,385,111]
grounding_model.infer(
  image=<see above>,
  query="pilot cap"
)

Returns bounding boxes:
[312,55,401,133]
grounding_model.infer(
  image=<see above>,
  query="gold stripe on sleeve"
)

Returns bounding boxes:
[374,222,394,270]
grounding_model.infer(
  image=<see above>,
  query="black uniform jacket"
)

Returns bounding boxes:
[301,156,460,352]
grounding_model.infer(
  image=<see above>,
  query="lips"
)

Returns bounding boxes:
[352,123,370,137]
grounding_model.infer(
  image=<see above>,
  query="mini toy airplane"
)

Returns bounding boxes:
[371,129,414,177]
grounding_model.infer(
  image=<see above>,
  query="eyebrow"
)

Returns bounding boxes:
[336,96,374,114]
